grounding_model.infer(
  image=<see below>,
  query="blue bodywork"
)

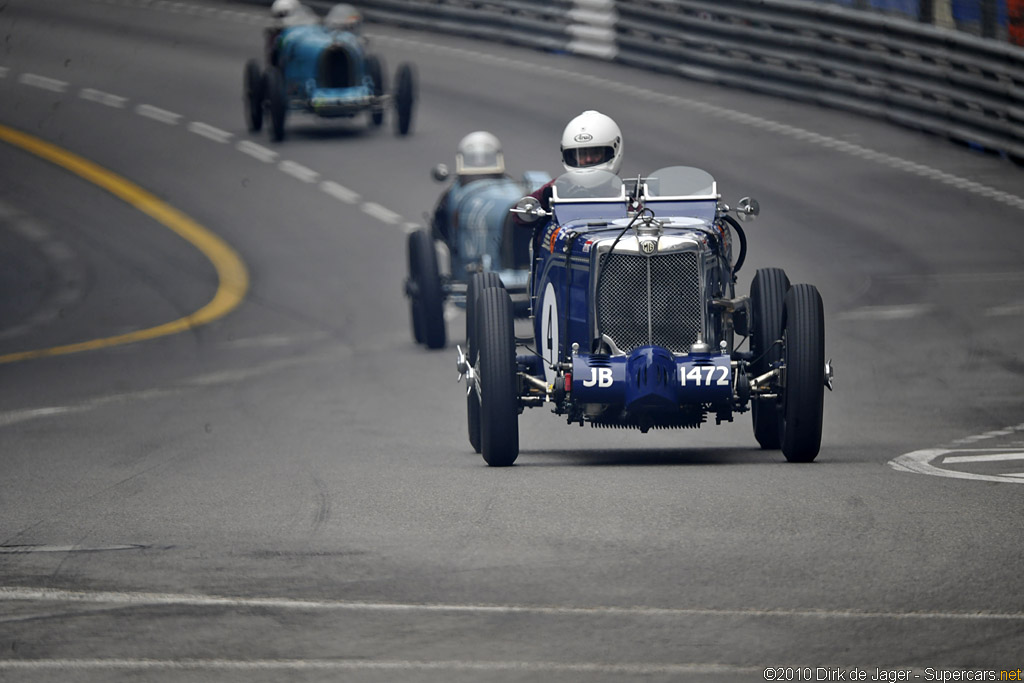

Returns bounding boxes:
[435,171,550,297]
[276,25,376,116]
[524,167,738,429]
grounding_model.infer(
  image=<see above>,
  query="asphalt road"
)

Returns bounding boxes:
[1,1,1023,681]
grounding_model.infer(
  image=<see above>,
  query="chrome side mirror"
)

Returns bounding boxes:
[736,197,760,222]
[431,163,450,182]
[510,196,548,222]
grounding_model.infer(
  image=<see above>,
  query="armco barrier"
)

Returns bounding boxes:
[239,0,1024,162]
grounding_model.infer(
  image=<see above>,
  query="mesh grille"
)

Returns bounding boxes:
[597,251,702,353]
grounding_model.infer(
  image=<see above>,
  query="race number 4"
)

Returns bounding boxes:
[680,366,729,386]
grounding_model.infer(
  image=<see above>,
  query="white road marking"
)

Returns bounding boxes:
[278,160,319,183]
[219,332,330,349]
[837,304,931,321]
[890,449,1024,483]
[402,222,421,234]
[0,351,346,428]
[362,202,402,225]
[18,73,68,92]
[2,586,1022,620]
[135,104,180,125]
[0,545,143,554]
[79,88,127,108]
[891,423,1024,483]
[985,302,1024,316]
[0,658,756,676]
[186,121,232,144]
[319,180,360,204]
[236,140,278,163]
[942,451,1024,464]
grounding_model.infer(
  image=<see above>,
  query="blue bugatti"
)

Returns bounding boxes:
[244,14,415,141]
[405,162,550,350]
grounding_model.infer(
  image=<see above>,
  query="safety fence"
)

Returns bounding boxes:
[241,0,1024,161]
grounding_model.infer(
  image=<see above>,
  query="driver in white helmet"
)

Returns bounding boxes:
[433,131,509,243]
[515,110,623,224]
[265,0,317,66]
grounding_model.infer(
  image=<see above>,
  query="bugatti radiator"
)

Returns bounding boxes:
[596,251,703,354]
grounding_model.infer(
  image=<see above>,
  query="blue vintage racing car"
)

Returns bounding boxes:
[243,5,415,141]
[458,166,833,465]
[405,133,550,349]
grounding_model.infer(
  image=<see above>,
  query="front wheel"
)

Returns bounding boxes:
[407,229,445,349]
[394,63,416,136]
[780,284,825,462]
[466,272,504,453]
[476,286,519,466]
[749,267,789,450]
[244,59,264,132]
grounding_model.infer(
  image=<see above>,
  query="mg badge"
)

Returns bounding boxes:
[640,239,658,255]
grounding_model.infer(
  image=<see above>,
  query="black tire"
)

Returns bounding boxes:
[365,54,385,127]
[394,63,416,136]
[408,229,445,349]
[244,59,264,133]
[780,284,825,462]
[477,286,519,466]
[466,272,503,453]
[406,233,425,345]
[749,267,789,450]
[265,67,287,142]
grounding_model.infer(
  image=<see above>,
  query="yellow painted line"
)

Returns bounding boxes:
[0,123,249,363]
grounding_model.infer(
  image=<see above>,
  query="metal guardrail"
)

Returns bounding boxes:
[238,0,1024,162]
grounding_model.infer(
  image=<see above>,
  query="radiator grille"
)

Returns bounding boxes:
[596,251,703,353]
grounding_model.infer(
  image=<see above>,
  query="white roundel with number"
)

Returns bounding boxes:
[539,283,560,384]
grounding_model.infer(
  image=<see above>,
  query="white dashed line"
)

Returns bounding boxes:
[836,304,931,321]
[236,140,278,163]
[319,180,360,204]
[186,121,232,144]
[278,160,319,183]
[135,104,180,125]
[985,302,1024,316]
[402,222,421,234]
[362,202,402,225]
[79,88,127,108]
[18,73,68,93]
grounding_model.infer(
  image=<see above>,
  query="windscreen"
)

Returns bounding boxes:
[644,166,716,199]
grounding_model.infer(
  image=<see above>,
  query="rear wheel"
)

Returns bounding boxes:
[749,267,789,449]
[265,67,287,142]
[780,284,825,462]
[243,59,264,132]
[466,272,503,453]
[394,63,416,136]
[365,54,385,127]
[477,286,519,466]
[407,229,445,349]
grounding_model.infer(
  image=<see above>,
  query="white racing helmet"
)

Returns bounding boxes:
[324,4,363,32]
[455,131,505,177]
[270,0,300,18]
[271,0,315,25]
[560,110,623,174]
